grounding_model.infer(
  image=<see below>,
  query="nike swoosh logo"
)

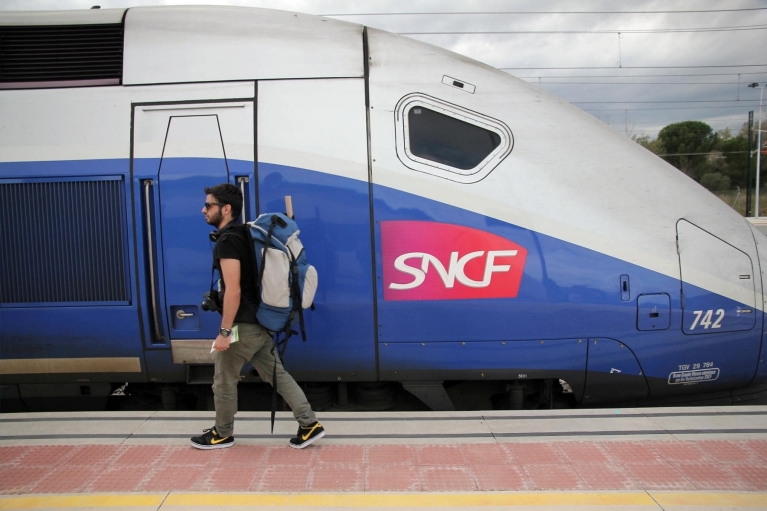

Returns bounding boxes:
[211,436,230,444]
[301,424,321,441]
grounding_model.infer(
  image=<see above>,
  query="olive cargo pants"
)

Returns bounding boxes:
[213,322,316,437]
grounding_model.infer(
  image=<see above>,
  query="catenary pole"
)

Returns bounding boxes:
[749,83,764,217]
[758,87,764,218]
[748,111,753,217]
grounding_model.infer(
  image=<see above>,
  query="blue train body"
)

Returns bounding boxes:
[1,6,765,409]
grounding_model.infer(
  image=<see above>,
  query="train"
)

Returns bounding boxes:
[1,5,766,412]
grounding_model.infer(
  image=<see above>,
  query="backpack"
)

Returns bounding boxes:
[245,212,318,349]
[244,213,318,433]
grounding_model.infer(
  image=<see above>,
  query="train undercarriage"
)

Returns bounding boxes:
[3,377,767,413]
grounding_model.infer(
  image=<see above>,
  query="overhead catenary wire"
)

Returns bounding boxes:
[632,115,758,122]
[529,81,746,85]
[583,102,763,110]
[400,24,767,35]
[639,115,760,126]
[517,72,767,78]
[321,8,767,16]
[501,65,767,70]
[656,151,753,156]
[573,100,763,103]
[628,122,752,130]
[634,128,748,133]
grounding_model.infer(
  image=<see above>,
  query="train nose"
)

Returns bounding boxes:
[747,216,767,318]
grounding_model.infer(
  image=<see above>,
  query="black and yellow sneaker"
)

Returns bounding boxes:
[289,421,325,449]
[190,426,234,450]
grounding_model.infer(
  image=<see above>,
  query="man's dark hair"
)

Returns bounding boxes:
[204,183,243,221]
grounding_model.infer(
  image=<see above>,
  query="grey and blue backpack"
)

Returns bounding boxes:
[245,212,318,349]
[245,212,318,432]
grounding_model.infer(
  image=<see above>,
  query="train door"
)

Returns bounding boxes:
[676,219,760,386]
[255,79,376,381]
[132,101,256,355]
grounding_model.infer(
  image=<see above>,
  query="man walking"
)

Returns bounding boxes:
[191,183,325,450]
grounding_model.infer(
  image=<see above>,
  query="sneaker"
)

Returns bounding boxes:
[190,426,234,450]
[289,421,325,449]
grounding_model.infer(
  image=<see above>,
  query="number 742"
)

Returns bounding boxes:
[690,309,724,330]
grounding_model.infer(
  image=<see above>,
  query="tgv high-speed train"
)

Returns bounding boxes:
[1,6,766,412]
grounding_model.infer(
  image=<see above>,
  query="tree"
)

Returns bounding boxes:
[717,127,733,142]
[632,133,663,155]
[658,121,718,176]
[720,135,749,187]
[700,172,731,191]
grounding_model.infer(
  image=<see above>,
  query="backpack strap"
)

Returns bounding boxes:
[263,214,288,435]
[291,248,308,343]
[241,225,260,316]
[270,338,279,434]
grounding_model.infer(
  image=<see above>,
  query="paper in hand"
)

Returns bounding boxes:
[210,325,240,353]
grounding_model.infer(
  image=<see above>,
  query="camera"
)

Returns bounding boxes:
[201,291,222,312]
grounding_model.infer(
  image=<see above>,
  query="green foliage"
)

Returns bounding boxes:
[632,133,664,154]
[699,172,731,191]
[720,136,749,187]
[687,152,723,181]
[716,127,733,142]
[658,121,718,175]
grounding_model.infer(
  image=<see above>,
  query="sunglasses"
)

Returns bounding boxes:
[203,202,225,210]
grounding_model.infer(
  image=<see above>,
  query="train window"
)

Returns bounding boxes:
[408,107,501,170]
[395,93,513,184]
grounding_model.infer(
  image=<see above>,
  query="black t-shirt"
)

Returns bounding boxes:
[213,222,258,324]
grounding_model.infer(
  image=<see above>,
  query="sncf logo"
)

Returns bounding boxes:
[381,221,527,301]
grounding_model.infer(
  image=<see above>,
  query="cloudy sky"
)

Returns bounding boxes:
[3,0,766,139]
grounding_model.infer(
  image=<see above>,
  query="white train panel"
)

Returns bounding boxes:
[0,8,125,25]
[257,79,369,182]
[0,83,255,163]
[123,7,363,85]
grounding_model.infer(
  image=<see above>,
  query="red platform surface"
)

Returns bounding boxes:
[2,439,766,495]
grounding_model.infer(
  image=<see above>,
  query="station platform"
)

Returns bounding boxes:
[1,406,766,510]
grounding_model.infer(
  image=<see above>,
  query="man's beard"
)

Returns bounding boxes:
[206,210,223,227]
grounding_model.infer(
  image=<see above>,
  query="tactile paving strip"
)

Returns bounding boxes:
[1,439,766,494]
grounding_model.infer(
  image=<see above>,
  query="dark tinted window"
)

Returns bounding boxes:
[408,107,501,170]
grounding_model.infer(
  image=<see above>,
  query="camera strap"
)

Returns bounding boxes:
[208,239,219,295]
[208,266,217,294]
[209,223,235,294]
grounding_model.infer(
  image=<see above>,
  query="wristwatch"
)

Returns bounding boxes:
[219,327,232,337]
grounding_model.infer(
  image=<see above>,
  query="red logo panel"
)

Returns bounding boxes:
[381,221,527,301]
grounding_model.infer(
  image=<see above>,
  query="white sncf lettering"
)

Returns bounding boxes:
[390,250,518,290]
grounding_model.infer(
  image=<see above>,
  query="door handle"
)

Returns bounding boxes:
[176,310,195,319]
[237,176,249,223]
[143,179,165,342]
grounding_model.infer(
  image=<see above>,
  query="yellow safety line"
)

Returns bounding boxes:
[164,492,655,506]
[652,491,767,507]
[0,494,166,509]
[1,491,766,509]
